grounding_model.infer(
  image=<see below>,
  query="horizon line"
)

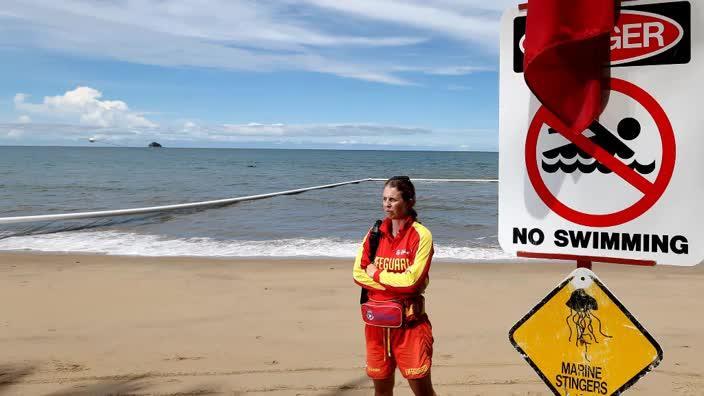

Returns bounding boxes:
[0,144,499,153]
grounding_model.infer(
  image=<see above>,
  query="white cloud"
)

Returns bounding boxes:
[182,121,197,130]
[14,87,157,128]
[392,65,493,76]
[171,121,432,140]
[17,115,31,123]
[0,0,507,85]
[447,84,471,91]
[29,1,427,49]
[218,123,429,138]
[0,121,497,150]
[0,122,148,145]
[13,93,28,106]
[425,66,493,75]
[6,128,23,138]
[299,0,503,46]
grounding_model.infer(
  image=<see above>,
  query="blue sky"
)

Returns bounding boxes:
[0,0,519,151]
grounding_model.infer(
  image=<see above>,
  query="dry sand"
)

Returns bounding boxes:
[0,252,702,395]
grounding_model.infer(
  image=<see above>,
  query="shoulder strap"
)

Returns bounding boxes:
[360,219,383,304]
[367,219,383,263]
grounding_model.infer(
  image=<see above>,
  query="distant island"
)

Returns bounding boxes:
[148,142,162,148]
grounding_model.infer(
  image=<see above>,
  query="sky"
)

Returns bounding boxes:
[0,0,520,151]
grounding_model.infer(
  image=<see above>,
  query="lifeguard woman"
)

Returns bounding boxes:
[353,176,436,396]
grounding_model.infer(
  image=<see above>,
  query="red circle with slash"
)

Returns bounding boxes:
[525,78,676,227]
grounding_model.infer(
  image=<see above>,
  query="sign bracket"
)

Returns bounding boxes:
[517,251,656,267]
[577,259,592,270]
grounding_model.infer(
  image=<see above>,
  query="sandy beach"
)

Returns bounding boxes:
[0,252,702,395]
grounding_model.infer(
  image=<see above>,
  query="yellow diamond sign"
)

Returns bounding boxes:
[509,268,662,395]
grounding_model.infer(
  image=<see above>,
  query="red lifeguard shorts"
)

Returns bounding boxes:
[365,319,433,380]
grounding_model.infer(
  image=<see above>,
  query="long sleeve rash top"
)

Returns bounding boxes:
[353,217,434,300]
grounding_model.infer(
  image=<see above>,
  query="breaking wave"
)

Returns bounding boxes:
[0,231,513,261]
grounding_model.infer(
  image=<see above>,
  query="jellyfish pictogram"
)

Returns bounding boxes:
[565,288,612,361]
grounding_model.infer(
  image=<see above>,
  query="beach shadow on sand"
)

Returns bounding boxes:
[45,374,154,396]
[0,365,219,396]
[319,375,371,395]
[0,363,36,395]
[45,375,222,396]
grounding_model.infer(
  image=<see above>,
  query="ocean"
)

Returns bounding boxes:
[0,147,510,260]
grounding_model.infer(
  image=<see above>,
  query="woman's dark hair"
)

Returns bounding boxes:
[384,176,417,219]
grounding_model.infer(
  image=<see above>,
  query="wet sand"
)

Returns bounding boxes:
[0,252,702,395]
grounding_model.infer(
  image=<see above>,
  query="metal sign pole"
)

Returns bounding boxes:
[576,259,592,269]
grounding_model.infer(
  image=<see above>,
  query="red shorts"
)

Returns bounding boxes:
[365,319,433,380]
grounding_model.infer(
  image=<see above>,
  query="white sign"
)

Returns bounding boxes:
[498,0,702,265]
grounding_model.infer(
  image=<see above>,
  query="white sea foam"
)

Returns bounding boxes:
[0,231,513,260]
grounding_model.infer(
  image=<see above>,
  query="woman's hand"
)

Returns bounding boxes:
[366,264,378,277]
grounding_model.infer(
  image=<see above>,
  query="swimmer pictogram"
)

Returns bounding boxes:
[542,118,655,174]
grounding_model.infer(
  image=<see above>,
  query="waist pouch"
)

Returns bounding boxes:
[361,296,425,328]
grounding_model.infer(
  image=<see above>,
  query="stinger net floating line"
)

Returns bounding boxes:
[0,177,497,239]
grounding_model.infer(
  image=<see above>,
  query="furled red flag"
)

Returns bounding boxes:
[523,0,616,135]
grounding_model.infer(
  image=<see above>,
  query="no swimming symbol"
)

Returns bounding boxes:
[525,78,676,227]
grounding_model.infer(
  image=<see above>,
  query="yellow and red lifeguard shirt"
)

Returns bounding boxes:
[353,217,433,300]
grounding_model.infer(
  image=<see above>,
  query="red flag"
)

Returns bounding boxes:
[523,0,616,135]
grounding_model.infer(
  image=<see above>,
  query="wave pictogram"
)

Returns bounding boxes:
[542,159,655,174]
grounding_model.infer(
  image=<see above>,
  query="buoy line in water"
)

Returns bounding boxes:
[0,177,497,225]
[368,178,497,183]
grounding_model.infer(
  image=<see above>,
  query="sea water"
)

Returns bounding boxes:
[0,147,510,260]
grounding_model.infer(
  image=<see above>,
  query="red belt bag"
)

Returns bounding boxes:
[361,300,403,328]
[361,296,425,328]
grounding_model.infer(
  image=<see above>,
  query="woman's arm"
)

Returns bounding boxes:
[352,231,386,290]
[372,224,433,294]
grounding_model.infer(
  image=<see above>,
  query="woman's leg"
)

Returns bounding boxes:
[366,325,396,395]
[408,372,435,396]
[373,374,395,396]
[396,319,434,395]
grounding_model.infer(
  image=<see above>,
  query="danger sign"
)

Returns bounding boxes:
[498,0,704,266]
[512,1,691,72]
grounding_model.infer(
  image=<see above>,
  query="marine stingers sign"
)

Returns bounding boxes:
[509,268,662,395]
[498,0,704,265]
